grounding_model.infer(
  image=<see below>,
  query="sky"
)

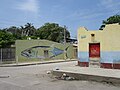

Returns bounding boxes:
[0,0,120,38]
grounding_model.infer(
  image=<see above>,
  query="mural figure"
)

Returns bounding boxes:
[21,45,69,59]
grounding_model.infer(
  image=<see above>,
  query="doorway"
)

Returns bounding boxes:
[89,43,100,58]
[44,50,49,58]
[89,43,100,67]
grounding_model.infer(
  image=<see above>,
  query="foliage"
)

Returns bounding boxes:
[20,23,36,37]
[99,15,120,30]
[103,15,120,24]
[36,23,70,42]
[5,26,22,39]
[3,23,37,40]
[0,30,15,48]
[0,22,71,47]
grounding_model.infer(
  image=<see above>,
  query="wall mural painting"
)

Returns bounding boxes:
[21,45,69,59]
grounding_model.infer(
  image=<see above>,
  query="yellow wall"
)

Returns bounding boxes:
[78,23,120,52]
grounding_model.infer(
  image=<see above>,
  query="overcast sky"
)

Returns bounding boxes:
[0,0,120,37]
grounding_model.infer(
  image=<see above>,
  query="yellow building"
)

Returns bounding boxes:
[77,23,120,69]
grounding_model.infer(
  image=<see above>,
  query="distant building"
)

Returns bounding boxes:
[66,38,77,44]
[77,23,120,69]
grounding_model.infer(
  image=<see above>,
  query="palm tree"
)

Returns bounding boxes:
[20,23,36,36]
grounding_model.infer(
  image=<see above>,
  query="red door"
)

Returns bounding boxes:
[89,43,100,58]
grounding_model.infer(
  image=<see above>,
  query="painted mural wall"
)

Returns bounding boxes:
[77,23,120,69]
[16,40,75,62]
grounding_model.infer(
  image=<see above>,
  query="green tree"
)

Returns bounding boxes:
[99,14,120,30]
[5,26,21,39]
[0,30,15,48]
[20,23,36,37]
[103,15,120,24]
[4,23,37,40]
[36,23,70,42]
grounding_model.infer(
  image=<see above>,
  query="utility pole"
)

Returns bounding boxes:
[64,25,66,60]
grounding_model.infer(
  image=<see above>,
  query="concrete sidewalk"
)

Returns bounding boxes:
[0,59,77,67]
[52,66,120,85]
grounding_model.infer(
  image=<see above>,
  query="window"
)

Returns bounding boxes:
[44,50,49,58]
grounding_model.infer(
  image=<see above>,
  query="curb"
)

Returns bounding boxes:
[0,59,77,67]
[52,67,120,85]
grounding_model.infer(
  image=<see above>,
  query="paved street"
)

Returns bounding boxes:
[0,61,120,90]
